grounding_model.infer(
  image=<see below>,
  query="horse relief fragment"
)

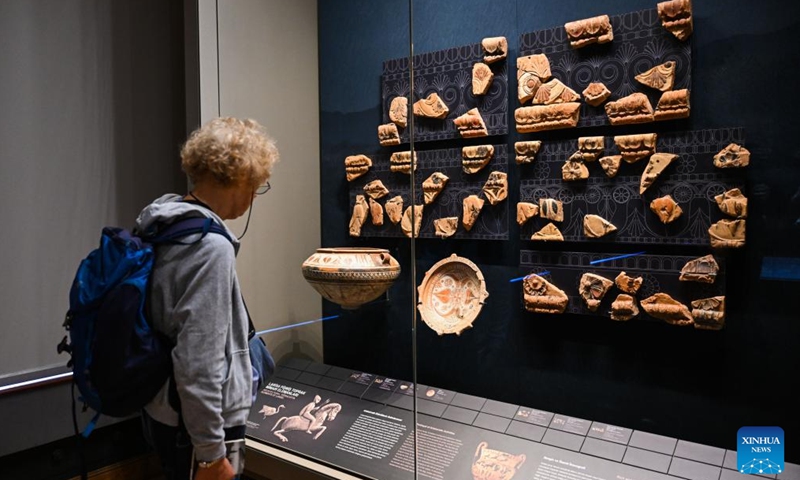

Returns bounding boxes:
[605,93,655,125]
[378,123,400,146]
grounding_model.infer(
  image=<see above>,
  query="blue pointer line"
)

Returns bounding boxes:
[255,315,340,336]
[509,271,550,283]
[589,251,647,265]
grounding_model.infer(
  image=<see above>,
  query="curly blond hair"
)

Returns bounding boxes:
[181,117,279,188]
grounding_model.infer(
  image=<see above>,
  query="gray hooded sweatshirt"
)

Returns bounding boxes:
[136,194,252,462]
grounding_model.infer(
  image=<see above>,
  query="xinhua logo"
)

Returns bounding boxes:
[737,426,784,475]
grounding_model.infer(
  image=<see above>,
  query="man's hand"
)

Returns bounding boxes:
[195,457,235,480]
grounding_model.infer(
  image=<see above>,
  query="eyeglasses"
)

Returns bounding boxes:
[255,182,271,195]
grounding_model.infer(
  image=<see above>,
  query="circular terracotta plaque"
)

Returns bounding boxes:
[417,254,489,335]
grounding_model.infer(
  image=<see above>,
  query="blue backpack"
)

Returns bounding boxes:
[58,217,232,435]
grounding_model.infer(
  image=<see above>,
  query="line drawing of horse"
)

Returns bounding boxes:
[271,402,342,442]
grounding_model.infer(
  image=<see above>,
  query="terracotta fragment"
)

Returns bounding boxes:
[462,195,485,231]
[515,103,581,133]
[400,205,423,238]
[433,217,458,239]
[378,123,400,146]
[349,195,368,237]
[562,154,590,181]
[413,92,449,119]
[708,219,745,248]
[454,108,488,138]
[615,272,643,294]
[539,198,563,222]
[462,145,495,173]
[649,194,683,223]
[472,62,494,96]
[583,214,617,238]
[523,274,569,314]
[598,155,622,177]
[579,273,614,311]
[422,172,449,205]
[517,202,540,226]
[344,154,372,182]
[531,222,564,241]
[368,198,384,226]
[640,153,679,194]
[614,133,658,163]
[390,151,417,174]
[482,171,508,205]
[385,195,404,225]
[610,294,639,321]
[578,136,604,161]
[654,89,690,121]
[715,188,748,218]
[582,82,611,106]
[363,179,389,200]
[713,143,750,168]
[418,254,489,335]
[605,93,655,125]
[635,61,676,92]
[658,0,693,41]
[564,15,614,49]
[640,292,693,326]
[389,96,408,128]
[679,254,719,284]
[691,296,725,330]
[472,442,526,480]
[482,36,508,64]
[514,141,542,165]
[517,54,551,103]
[532,79,580,105]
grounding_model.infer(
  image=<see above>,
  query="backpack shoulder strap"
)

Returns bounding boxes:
[147,217,233,246]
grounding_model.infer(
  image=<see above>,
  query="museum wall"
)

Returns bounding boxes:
[318,0,800,461]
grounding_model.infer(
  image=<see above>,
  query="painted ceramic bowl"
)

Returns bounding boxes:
[417,254,489,335]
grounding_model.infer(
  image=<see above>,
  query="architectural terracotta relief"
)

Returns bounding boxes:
[691,296,725,330]
[610,294,639,321]
[517,202,540,226]
[582,82,611,107]
[454,108,488,138]
[615,272,643,294]
[531,223,563,241]
[514,141,542,165]
[539,198,563,222]
[640,292,693,326]
[657,0,693,41]
[385,195,404,225]
[300,247,401,310]
[708,219,745,248]
[390,151,417,174]
[650,194,683,224]
[635,61,676,92]
[562,155,590,181]
[473,62,494,96]
[401,205,424,238]
[605,93,655,125]
[363,179,389,200]
[598,155,622,177]
[654,89,690,121]
[523,274,569,314]
[532,79,580,105]
[462,145,495,173]
[389,96,408,128]
[417,254,489,336]
[378,123,400,146]
[640,153,678,194]
[422,172,450,205]
[482,36,508,64]
[345,154,372,182]
[679,254,718,284]
[579,273,614,311]
[564,15,614,49]
[462,195,485,231]
[515,103,581,133]
[715,188,747,218]
[368,198,384,226]
[517,54,551,104]
[583,214,617,238]
[614,133,657,163]
[433,217,459,239]
[713,143,750,168]
[413,92,449,119]
[578,136,604,161]
[482,171,508,205]
[471,441,526,480]
[349,195,368,237]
